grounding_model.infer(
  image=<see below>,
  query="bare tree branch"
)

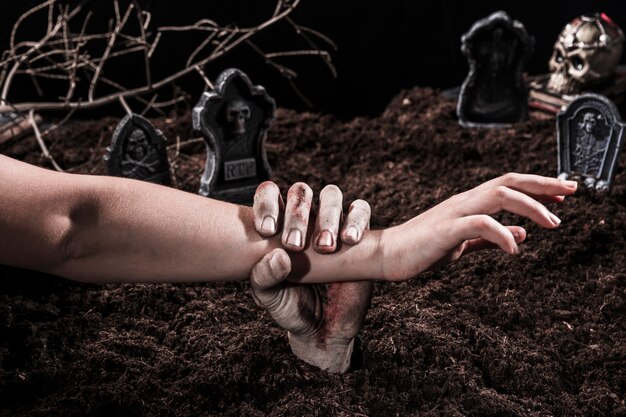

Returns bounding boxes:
[28,109,64,171]
[0,0,336,166]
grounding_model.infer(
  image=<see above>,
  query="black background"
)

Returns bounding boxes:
[1,0,625,118]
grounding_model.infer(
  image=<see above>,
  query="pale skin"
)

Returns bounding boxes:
[250,181,374,373]
[0,154,577,372]
[247,175,577,373]
[0,153,579,284]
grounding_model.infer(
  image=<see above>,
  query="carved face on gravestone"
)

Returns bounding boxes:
[581,112,599,134]
[225,99,251,135]
[125,128,150,162]
[557,94,626,192]
[547,14,624,95]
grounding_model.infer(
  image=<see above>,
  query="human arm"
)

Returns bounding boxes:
[0,154,380,283]
[0,155,576,284]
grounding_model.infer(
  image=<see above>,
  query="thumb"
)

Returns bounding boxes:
[250,248,292,307]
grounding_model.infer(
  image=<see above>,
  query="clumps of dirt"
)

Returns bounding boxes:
[1,87,625,416]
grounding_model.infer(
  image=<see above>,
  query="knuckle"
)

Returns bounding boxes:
[350,199,371,214]
[473,215,492,231]
[493,185,508,201]
[286,182,313,209]
[501,172,517,186]
[320,184,342,199]
[254,181,279,197]
[293,182,313,195]
[536,176,548,188]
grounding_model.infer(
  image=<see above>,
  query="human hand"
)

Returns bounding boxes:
[380,173,578,281]
[250,181,373,373]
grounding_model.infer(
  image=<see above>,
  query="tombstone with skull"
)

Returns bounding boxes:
[106,114,171,185]
[226,99,251,135]
[547,13,625,95]
[193,68,275,205]
[557,93,625,192]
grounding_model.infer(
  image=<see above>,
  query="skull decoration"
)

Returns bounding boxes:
[547,13,624,95]
[225,99,251,135]
[125,129,149,162]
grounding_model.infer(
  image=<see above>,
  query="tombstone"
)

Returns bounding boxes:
[457,11,534,128]
[557,94,625,192]
[106,113,171,185]
[193,68,275,205]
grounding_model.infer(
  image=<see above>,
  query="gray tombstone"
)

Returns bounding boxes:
[557,94,625,192]
[457,11,534,128]
[193,68,275,205]
[106,114,171,185]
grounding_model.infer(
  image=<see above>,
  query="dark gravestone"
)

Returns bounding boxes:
[557,93,625,192]
[193,68,275,205]
[457,11,534,128]
[106,114,171,185]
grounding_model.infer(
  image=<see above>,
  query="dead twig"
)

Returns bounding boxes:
[28,109,64,172]
[1,0,335,165]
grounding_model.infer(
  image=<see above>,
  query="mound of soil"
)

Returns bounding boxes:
[1,88,625,417]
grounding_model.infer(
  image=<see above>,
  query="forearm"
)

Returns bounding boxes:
[0,155,383,283]
[47,173,383,283]
[0,154,397,286]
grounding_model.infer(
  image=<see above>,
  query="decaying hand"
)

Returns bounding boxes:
[380,173,578,281]
[250,181,373,373]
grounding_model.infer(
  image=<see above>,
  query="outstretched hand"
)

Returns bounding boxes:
[381,173,578,281]
[250,182,373,373]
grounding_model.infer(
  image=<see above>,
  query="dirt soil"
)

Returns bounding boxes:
[1,87,625,417]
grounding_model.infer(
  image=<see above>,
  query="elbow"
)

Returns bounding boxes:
[58,217,87,266]
[50,200,99,281]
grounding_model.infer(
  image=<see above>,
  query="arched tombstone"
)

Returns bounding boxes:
[457,11,534,128]
[106,114,171,185]
[193,68,275,205]
[557,94,625,192]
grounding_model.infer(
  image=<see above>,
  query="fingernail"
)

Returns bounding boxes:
[513,245,521,255]
[345,226,359,241]
[269,251,283,274]
[562,179,578,189]
[261,216,276,234]
[549,212,562,226]
[286,228,303,247]
[316,230,334,247]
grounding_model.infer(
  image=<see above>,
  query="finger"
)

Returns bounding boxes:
[475,173,577,197]
[452,215,519,255]
[531,194,565,204]
[340,199,371,245]
[324,281,374,338]
[313,185,343,253]
[282,182,313,251]
[253,181,284,237]
[460,186,562,229]
[250,248,292,308]
[463,226,526,254]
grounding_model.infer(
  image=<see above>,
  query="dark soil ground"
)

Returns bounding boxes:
[1,87,625,416]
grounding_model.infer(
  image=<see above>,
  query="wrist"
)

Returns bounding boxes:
[378,223,422,282]
[288,332,355,374]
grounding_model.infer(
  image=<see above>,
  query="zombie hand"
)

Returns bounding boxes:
[250,182,373,373]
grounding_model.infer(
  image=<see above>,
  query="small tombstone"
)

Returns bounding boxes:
[457,11,534,127]
[106,114,171,185]
[557,93,625,192]
[193,68,275,205]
